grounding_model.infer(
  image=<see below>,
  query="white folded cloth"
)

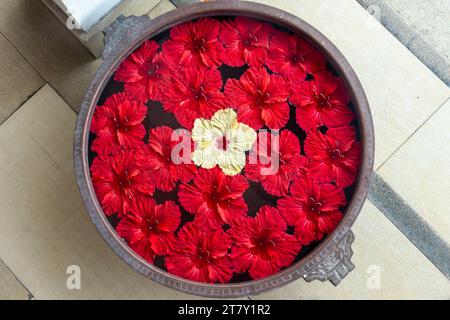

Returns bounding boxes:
[61,0,122,31]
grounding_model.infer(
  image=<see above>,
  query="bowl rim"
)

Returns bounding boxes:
[74,0,375,298]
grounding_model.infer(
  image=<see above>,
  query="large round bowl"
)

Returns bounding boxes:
[74,1,374,297]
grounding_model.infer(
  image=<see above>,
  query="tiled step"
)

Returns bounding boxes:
[0,0,176,115]
[378,98,450,256]
[252,201,450,299]
[0,259,29,300]
[0,33,44,124]
[251,0,450,169]
[0,85,201,299]
[0,0,102,114]
[149,0,176,19]
[357,0,450,86]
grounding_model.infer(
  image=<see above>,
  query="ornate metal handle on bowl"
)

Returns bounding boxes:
[303,230,355,286]
[102,15,152,60]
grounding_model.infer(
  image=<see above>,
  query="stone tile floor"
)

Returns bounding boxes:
[357,0,450,86]
[0,0,448,299]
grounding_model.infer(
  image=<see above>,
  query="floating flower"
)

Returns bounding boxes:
[166,222,233,283]
[304,126,360,187]
[220,17,273,67]
[162,67,226,130]
[163,18,224,70]
[136,126,196,192]
[225,67,289,130]
[290,71,354,132]
[114,40,170,103]
[229,206,301,280]
[90,93,147,156]
[191,108,257,176]
[278,178,345,245]
[178,167,249,228]
[267,31,326,81]
[116,198,181,263]
[90,150,154,217]
[245,130,307,196]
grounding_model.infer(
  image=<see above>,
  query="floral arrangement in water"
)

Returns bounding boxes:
[89,17,361,283]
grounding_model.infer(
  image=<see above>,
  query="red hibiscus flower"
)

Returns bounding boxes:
[162,67,226,130]
[245,130,307,196]
[90,150,154,217]
[114,40,170,103]
[225,67,289,130]
[304,126,361,187]
[290,71,354,132]
[220,17,273,67]
[116,198,181,263]
[90,93,147,156]
[165,222,233,283]
[136,126,196,192]
[229,206,301,280]
[278,178,345,245]
[178,167,249,228]
[267,31,326,81]
[162,18,224,70]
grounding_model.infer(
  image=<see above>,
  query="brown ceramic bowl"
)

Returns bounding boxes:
[74,1,374,297]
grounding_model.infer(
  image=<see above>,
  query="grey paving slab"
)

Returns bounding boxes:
[0,33,44,124]
[0,0,102,113]
[358,0,450,86]
[369,172,450,279]
[0,258,30,300]
[0,85,199,299]
[148,0,176,19]
[377,98,450,260]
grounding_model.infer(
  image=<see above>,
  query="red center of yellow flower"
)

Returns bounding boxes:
[216,136,229,151]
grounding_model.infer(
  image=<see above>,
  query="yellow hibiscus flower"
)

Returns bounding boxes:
[191,108,257,176]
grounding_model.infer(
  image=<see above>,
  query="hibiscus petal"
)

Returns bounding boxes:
[116,213,144,245]
[261,102,289,129]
